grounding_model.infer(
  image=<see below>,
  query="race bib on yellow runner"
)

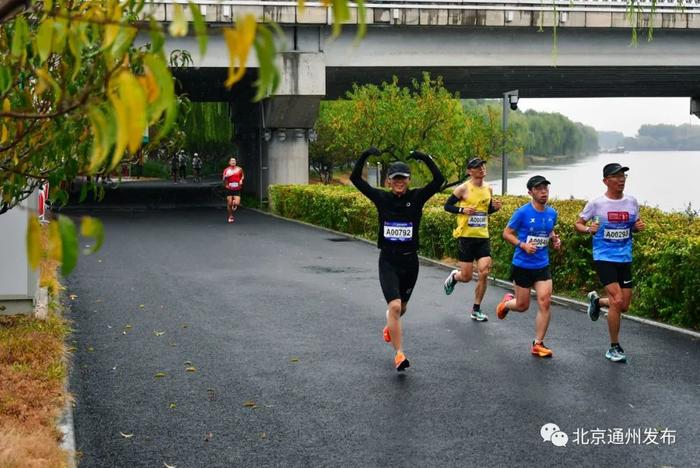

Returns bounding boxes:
[526,235,549,248]
[467,214,487,228]
[383,222,413,242]
[603,228,630,240]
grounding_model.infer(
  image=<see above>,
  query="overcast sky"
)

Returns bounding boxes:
[518,97,697,137]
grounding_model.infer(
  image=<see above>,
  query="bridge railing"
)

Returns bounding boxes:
[142,0,700,24]
[152,0,700,11]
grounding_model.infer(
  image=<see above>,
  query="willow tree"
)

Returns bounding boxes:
[0,0,362,274]
[319,73,467,184]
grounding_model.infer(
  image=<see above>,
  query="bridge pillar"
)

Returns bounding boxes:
[233,52,324,202]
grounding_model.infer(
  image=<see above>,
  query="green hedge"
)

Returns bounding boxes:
[269,184,700,331]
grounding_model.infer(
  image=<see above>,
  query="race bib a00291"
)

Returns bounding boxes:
[603,228,630,241]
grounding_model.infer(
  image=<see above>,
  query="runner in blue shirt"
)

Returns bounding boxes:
[497,175,561,358]
[574,163,645,363]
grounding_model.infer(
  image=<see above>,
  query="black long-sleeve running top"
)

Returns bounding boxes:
[350,150,445,253]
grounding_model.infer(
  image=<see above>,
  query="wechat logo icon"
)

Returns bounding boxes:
[541,423,568,447]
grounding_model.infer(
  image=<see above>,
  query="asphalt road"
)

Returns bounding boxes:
[66,206,700,467]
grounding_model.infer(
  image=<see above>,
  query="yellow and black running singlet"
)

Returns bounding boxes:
[452,181,491,239]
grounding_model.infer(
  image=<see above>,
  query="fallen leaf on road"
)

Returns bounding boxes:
[169,402,177,409]
[124,324,133,329]
[87,347,94,352]
[242,400,256,408]
[184,361,192,366]
[170,342,177,347]
[119,432,133,438]
[164,463,176,468]
[204,432,213,442]
[67,347,77,353]
[185,367,196,372]
[69,294,78,300]
[107,325,112,329]
[153,331,165,336]
[95,299,102,303]
[98,259,102,263]
[289,358,300,363]
[139,304,145,308]
[155,372,167,378]
[260,432,267,439]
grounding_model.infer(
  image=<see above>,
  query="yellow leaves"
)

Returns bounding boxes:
[223,15,256,89]
[0,125,8,145]
[35,18,54,65]
[107,70,147,169]
[168,4,188,37]
[119,432,134,438]
[103,3,123,49]
[80,216,104,254]
[138,67,160,104]
[27,216,41,270]
[87,106,111,173]
[35,67,62,101]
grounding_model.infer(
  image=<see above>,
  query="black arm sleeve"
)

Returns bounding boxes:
[444,194,461,214]
[349,151,381,203]
[488,200,497,214]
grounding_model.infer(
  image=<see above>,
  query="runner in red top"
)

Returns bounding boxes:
[222,157,244,223]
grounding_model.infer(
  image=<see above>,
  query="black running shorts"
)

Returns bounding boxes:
[595,261,633,288]
[378,250,419,303]
[510,265,551,289]
[225,189,241,198]
[457,237,491,262]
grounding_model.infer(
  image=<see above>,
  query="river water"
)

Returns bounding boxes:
[485,151,700,213]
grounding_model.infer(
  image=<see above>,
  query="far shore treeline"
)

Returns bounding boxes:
[600,124,700,151]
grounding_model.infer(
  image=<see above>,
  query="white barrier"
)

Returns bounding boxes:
[0,190,40,316]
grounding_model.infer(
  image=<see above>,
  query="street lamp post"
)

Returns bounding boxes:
[501,89,519,195]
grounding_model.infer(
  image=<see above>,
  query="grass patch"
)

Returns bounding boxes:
[0,224,71,467]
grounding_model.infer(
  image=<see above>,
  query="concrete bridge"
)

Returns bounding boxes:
[142,0,700,200]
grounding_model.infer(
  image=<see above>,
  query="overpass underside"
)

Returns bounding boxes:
[169,20,700,201]
[177,65,700,100]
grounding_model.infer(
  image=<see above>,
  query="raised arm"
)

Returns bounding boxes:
[350,147,382,202]
[410,150,445,201]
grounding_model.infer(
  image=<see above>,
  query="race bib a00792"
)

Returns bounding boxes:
[383,222,413,242]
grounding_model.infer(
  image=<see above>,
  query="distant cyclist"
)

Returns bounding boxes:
[574,163,645,363]
[443,157,502,321]
[497,175,561,358]
[222,157,244,223]
[350,147,445,371]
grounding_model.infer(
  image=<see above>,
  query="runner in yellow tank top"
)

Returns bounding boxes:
[443,158,502,321]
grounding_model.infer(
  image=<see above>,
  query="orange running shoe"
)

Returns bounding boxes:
[383,326,391,343]
[496,293,515,320]
[531,341,553,358]
[394,351,410,371]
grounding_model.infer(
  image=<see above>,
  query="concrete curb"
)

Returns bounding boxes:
[251,208,700,340]
[58,390,77,468]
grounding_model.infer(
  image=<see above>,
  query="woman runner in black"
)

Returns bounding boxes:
[350,147,445,371]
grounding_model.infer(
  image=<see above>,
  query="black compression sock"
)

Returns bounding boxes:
[473,304,481,312]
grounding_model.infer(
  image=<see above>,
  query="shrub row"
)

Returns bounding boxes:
[269,184,700,330]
